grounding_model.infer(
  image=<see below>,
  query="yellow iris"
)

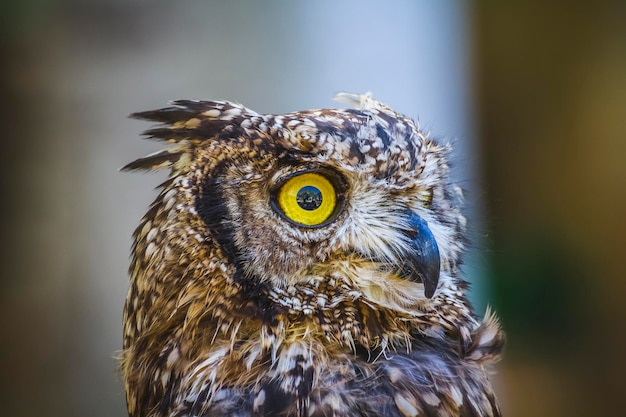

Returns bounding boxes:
[277,172,336,226]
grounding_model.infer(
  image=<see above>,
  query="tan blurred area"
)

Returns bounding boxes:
[477,2,626,416]
[0,1,624,417]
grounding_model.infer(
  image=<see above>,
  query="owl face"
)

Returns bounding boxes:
[130,94,465,314]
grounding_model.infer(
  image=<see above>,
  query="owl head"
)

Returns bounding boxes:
[124,93,470,347]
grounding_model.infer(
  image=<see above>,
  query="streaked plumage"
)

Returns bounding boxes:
[121,93,504,417]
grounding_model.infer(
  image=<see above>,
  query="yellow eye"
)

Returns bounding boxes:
[275,172,337,227]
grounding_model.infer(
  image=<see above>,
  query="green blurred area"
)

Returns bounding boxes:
[1,1,625,417]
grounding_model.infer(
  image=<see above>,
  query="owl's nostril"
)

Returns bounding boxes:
[398,210,440,298]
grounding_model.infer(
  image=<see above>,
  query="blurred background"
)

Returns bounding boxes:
[1,1,624,416]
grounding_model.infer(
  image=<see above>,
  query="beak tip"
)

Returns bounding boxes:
[424,272,439,298]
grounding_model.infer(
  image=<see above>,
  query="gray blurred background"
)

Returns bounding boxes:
[1,1,624,417]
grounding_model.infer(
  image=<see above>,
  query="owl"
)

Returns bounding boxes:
[120,93,504,417]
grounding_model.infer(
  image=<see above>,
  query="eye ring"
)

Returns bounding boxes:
[271,170,344,228]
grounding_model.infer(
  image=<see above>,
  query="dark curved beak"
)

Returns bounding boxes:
[398,210,441,298]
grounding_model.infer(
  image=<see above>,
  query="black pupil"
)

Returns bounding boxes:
[296,186,322,210]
